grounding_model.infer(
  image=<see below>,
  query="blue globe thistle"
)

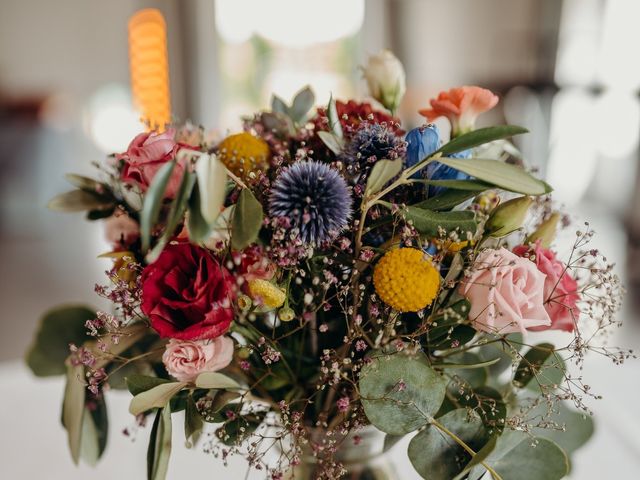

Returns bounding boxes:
[342,122,407,167]
[269,161,352,245]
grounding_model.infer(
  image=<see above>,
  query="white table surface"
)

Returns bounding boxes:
[2,346,640,480]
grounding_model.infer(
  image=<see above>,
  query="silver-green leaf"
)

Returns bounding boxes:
[365,158,402,197]
[231,188,263,250]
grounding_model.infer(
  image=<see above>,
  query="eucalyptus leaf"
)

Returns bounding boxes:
[531,401,594,454]
[80,395,108,466]
[26,305,95,377]
[271,95,289,115]
[513,343,565,390]
[290,85,315,122]
[62,363,86,465]
[403,206,477,237]
[147,406,172,480]
[408,409,489,480]
[383,434,404,453]
[48,189,114,212]
[436,157,551,196]
[231,188,263,250]
[453,435,498,480]
[195,372,241,390]
[436,125,529,157]
[140,160,176,252]
[413,189,479,212]
[359,351,447,435]
[365,158,402,197]
[129,382,187,416]
[317,131,344,155]
[468,430,569,480]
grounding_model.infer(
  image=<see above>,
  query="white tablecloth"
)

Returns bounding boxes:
[2,356,640,479]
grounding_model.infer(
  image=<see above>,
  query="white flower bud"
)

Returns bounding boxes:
[363,49,406,113]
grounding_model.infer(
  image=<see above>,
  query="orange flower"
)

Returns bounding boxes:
[419,86,499,136]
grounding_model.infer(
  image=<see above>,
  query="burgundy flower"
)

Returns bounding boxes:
[141,243,235,340]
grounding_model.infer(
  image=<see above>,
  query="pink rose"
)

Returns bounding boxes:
[459,248,551,334]
[513,242,580,332]
[104,212,139,249]
[117,129,191,198]
[162,336,234,382]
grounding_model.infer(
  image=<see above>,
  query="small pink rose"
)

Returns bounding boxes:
[513,242,580,332]
[162,336,234,383]
[104,212,139,248]
[459,247,551,334]
[117,129,194,198]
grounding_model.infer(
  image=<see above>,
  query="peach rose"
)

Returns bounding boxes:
[459,248,551,334]
[419,86,499,136]
[513,242,580,332]
[162,336,234,382]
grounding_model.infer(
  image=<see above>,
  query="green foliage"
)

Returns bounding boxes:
[140,160,176,252]
[80,395,108,466]
[289,86,315,123]
[26,305,95,377]
[513,343,565,390]
[317,131,344,155]
[194,372,241,390]
[412,189,479,212]
[48,189,115,213]
[147,406,172,480]
[359,351,447,435]
[62,364,86,465]
[126,374,171,396]
[184,394,203,447]
[216,408,266,446]
[416,179,494,191]
[436,125,529,157]
[186,181,212,242]
[327,94,343,139]
[407,409,489,480]
[231,188,264,250]
[468,430,569,480]
[436,157,551,195]
[403,206,477,237]
[531,402,594,454]
[365,158,403,197]
[129,382,187,416]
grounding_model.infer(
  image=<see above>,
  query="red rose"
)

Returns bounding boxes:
[117,129,196,198]
[141,243,236,340]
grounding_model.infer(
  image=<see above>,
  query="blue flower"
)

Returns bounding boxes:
[405,124,440,175]
[269,161,352,245]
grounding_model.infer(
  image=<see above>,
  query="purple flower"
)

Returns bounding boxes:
[269,161,352,245]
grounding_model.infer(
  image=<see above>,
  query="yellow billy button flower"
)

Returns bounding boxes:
[217,132,270,180]
[248,279,286,309]
[373,248,440,313]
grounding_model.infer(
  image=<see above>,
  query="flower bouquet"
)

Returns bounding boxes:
[28,51,628,480]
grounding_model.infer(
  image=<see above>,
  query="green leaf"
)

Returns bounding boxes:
[185,394,203,447]
[436,157,551,196]
[403,206,477,237]
[271,95,289,115]
[140,160,176,252]
[129,382,187,416]
[468,431,569,480]
[408,409,489,480]
[359,351,447,435]
[415,179,494,191]
[365,158,402,197]
[453,435,498,480]
[317,131,344,155]
[438,357,501,370]
[413,189,479,212]
[231,188,264,250]
[126,374,171,396]
[436,125,529,157]
[86,208,115,221]
[80,395,108,466]
[428,299,471,342]
[383,434,404,453]
[186,181,212,242]
[217,409,266,446]
[147,169,196,263]
[62,364,86,465]
[48,189,114,212]
[147,406,172,480]
[26,305,95,377]
[290,85,315,122]
[513,343,565,389]
[195,152,228,224]
[532,402,594,454]
[195,372,241,390]
[327,94,343,139]
[448,385,507,435]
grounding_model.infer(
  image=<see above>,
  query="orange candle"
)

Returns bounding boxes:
[128,9,171,131]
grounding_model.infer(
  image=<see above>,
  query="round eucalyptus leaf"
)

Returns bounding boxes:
[359,351,446,435]
[408,409,489,480]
